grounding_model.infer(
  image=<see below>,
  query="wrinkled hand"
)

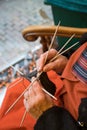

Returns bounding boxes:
[36,49,68,74]
[24,77,54,119]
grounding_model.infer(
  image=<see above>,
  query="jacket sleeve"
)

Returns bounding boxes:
[34,106,79,130]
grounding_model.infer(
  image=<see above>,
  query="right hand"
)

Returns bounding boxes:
[36,49,68,74]
[24,77,54,119]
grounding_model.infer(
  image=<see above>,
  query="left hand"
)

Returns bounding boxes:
[24,77,54,119]
[36,49,68,74]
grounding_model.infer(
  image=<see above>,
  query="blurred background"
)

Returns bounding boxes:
[0,0,53,88]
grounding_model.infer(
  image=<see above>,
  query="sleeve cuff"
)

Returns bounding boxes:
[34,106,78,130]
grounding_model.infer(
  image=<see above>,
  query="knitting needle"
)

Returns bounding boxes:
[58,34,75,54]
[48,34,76,63]
[50,41,79,62]
[44,21,61,64]
[20,110,27,127]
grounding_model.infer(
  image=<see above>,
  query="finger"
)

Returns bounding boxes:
[43,60,57,72]
[23,99,30,112]
[45,49,57,61]
[29,77,40,96]
[31,79,44,96]
[31,77,36,82]
[24,90,29,100]
[36,53,46,72]
[36,49,57,72]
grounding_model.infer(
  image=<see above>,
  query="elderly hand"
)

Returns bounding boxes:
[24,77,54,119]
[36,49,68,74]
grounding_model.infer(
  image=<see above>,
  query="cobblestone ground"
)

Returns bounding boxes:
[0,0,53,72]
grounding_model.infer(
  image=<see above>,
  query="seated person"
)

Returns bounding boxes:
[24,33,87,130]
[0,33,86,130]
[0,49,67,129]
